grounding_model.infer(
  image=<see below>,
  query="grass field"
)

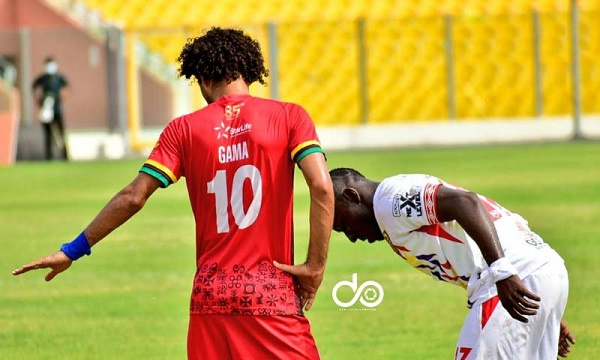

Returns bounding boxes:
[1,141,599,359]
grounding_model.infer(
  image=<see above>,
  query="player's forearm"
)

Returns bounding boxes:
[298,153,334,271]
[305,181,334,271]
[456,201,505,266]
[83,184,148,247]
[74,173,160,251]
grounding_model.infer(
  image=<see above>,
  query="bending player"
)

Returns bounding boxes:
[329,168,575,359]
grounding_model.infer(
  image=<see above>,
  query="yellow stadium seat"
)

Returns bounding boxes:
[77,0,600,123]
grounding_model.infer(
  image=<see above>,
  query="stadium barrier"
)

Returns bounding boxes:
[63,115,600,161]
[4,0,600,160]
[316,116,600,151]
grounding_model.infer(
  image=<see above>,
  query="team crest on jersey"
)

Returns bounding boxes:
[392,191,423,218]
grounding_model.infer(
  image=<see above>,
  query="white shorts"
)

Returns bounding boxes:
[455,261,569,360]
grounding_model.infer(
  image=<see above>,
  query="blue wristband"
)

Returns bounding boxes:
[60,231,92,260]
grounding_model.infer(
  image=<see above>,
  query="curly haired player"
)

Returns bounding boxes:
[13,27,334,360]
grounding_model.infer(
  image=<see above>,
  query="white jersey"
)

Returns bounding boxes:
[373,174,564,306]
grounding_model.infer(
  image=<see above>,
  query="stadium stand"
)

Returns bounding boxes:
[4,0,599,160]
[72,0,600,125]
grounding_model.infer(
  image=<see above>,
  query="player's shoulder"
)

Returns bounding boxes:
[178,104,222,124]
[251,97,307,113]
[377,174,444,198]
[382,174,441,185]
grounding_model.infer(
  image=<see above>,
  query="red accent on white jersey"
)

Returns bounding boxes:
[374,174,563,305]
[423,182,440,224]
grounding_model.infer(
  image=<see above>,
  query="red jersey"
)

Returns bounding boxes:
[140,94,324,316]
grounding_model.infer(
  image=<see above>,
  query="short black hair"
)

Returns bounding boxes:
[177,27,269,86]
[330,168,365,181]
[329,168,366,197]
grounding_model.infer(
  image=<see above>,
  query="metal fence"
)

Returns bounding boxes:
[270,9,598,126]
[132,8,599,130]
[2,8,599,134]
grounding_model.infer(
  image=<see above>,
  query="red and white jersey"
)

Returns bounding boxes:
[140,94,324,316]
[373,174,563,306]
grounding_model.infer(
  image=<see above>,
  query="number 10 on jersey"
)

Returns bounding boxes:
[207,165,263,233]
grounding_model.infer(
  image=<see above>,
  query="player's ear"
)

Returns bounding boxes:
[342,188,361,204]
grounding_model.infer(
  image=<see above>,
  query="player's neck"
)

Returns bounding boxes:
[212,78,250,101]
[360,180,380,212]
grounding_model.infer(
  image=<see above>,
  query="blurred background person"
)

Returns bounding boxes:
[32,56,69,161]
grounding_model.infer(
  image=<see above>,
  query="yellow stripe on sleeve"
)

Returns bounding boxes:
[290,140,321,160]
[144,159,178,183]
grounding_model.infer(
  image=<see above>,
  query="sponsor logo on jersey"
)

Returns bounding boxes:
[214,122,252,139]
[230,123,252,137]
[214,121,231,139]
[392,191,423,217]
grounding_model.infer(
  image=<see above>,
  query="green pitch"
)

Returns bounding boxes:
[1,141,599,359]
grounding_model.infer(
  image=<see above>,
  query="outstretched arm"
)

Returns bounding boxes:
[274,153,334,311]
[436,186,540,323]
[12,172,162,281]
[81,172,161,247]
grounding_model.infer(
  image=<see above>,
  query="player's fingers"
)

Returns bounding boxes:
[560,341,571,354]
[520,288,541,302]
[45,269,59,282]
[558,348,568,358]
[11,266,29,275]
[304,297,314,311]
[507,306,528,323]
[518,295,540,310]
[301,297,308,310]
[558,341,571,358]
[298,293,307,309]
[502,294,535,319]
[12,261,44,276]
[514,302,538,316]
[273,261,299,275]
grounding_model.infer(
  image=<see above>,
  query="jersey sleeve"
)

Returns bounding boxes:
[139,119,184,188]
[287,104,325,164]
[379,175,444,232]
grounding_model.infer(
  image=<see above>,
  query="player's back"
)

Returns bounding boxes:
[176,94,317,315]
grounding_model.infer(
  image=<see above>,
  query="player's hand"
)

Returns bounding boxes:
[12,251,73,281]
[495,275,540,323]
[558,319,576,358]
[273,261,324,311]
